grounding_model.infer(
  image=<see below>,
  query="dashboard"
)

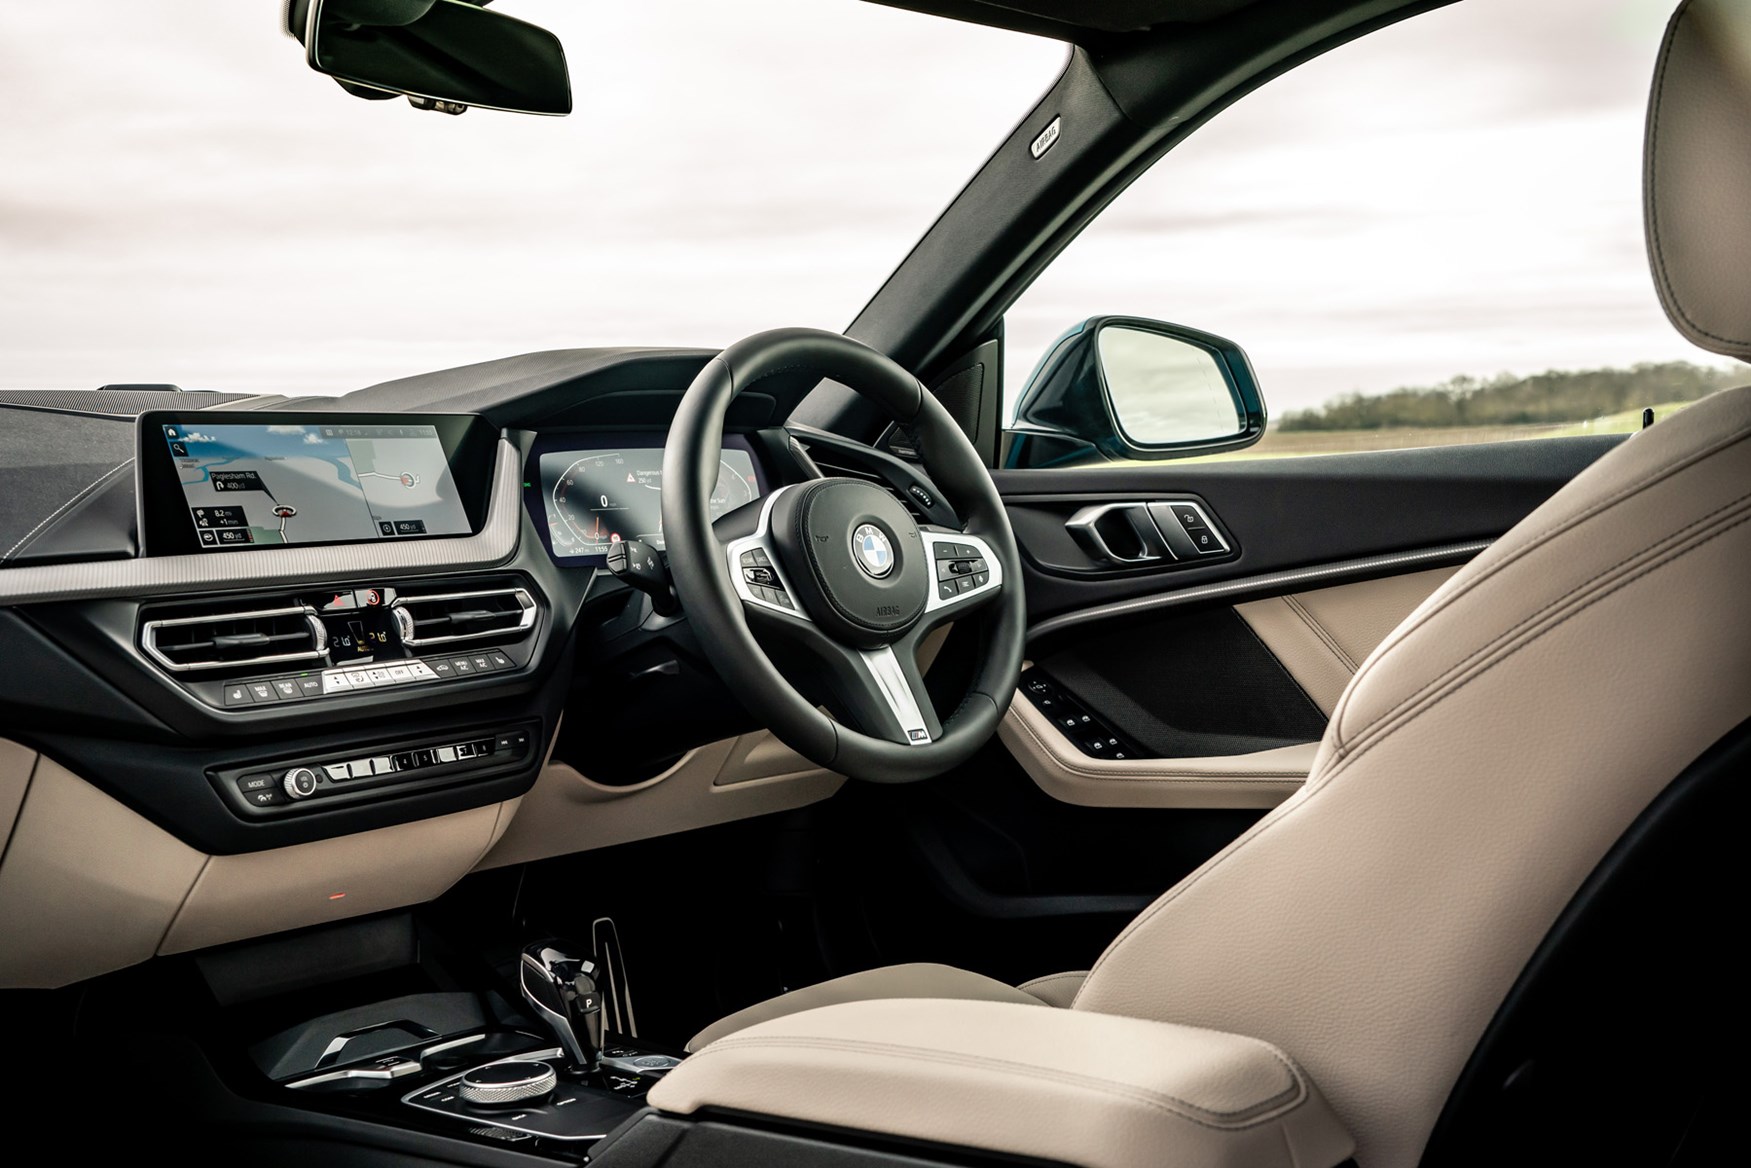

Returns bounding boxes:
[0,350,932,989]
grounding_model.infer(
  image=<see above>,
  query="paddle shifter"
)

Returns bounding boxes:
[520,941,604,1072]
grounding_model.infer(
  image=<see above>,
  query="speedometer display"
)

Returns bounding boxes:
[538,444,760,560]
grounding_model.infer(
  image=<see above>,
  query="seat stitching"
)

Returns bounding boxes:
[1334,509,1751,762]
[1322,510,1748,789]
[1283,595,1357,674]
[1010,709,1309,781]
[1331,511,1751,768]
[1364,422,1750,653]
[1084,511,1748,984]
[693,1033,1307,1129]
[1019,972,1089,991]
[1335,488,1751,748]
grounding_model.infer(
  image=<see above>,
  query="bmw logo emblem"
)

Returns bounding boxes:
[852,523,895,578]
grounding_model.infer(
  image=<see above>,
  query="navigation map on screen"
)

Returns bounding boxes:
[162,422,470,550]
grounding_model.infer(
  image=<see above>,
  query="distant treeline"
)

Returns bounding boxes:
[1278,362,1742,431]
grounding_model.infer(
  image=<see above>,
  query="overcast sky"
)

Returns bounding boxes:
[0,0,1729,414]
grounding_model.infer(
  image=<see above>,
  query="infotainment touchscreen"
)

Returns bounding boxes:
[155,421,472,551]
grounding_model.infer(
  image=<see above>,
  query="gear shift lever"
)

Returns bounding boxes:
[520,941,604,1071]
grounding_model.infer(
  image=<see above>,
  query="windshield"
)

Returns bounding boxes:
[0,1,1062,395]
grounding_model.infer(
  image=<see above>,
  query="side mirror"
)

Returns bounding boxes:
[289,0,572,116]
[1003,317,1266,468]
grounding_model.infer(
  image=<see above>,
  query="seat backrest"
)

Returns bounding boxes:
[1071,3,1751,1165]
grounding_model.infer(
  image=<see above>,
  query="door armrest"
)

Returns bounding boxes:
[1001,695,1318,809]
[646,998,1353,1168]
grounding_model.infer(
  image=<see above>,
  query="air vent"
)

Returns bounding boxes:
[389,587,536,647]
[142,603,326,673]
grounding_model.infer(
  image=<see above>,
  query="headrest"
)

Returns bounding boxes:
[1646,0,1751,361]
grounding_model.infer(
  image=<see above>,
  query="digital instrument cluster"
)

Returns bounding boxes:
[532,436,763,562]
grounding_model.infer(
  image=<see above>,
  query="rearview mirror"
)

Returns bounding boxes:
[1003,317,1266,467]
[291,0,572,116]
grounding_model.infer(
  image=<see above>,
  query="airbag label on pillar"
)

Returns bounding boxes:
[1030,115,1061,159]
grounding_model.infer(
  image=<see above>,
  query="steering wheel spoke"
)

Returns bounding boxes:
[840,641,939,746]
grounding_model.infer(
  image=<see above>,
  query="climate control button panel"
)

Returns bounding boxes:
[213,723,538,816]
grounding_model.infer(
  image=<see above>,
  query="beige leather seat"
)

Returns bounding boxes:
[648,3,1751,1165]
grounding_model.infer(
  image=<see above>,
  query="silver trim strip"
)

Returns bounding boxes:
[315,1018,441,1069]
[0,440,522,606]
[1064,502,1168,564]
[1028,540,1492,642]
[389,586,537,645]
[140,604,327,672]
[283,1058,423,1090]
[855,645,932,746]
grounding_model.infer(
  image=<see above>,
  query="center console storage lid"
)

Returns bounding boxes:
[646,997,1354,1168]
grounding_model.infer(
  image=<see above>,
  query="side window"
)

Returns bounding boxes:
[1001,0,1743,465]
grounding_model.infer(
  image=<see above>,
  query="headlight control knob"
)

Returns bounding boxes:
[457,1060,558,1108]
[282,766,318,800]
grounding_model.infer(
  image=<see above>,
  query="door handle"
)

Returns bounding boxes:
[1064,502,1172,564]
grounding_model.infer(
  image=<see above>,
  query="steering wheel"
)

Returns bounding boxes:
[662,328,1026,783]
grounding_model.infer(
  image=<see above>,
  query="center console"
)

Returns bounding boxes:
[244,934,683,1156]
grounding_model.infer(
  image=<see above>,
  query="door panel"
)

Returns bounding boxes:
[993,436,1619,811]
[999,567,1459,811]
[994,434,1620,621]
[1234,565,1460,715]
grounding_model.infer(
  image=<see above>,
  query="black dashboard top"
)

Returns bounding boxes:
[0,347,824,573]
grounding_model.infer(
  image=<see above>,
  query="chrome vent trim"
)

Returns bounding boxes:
[388,587,536,646]
[141,604,327,673]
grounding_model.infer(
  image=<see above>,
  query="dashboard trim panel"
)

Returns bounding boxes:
[0,439,522,606]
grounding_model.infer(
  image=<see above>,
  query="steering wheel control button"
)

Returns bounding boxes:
[282,767,319,800]
[456,1060,558,1108]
